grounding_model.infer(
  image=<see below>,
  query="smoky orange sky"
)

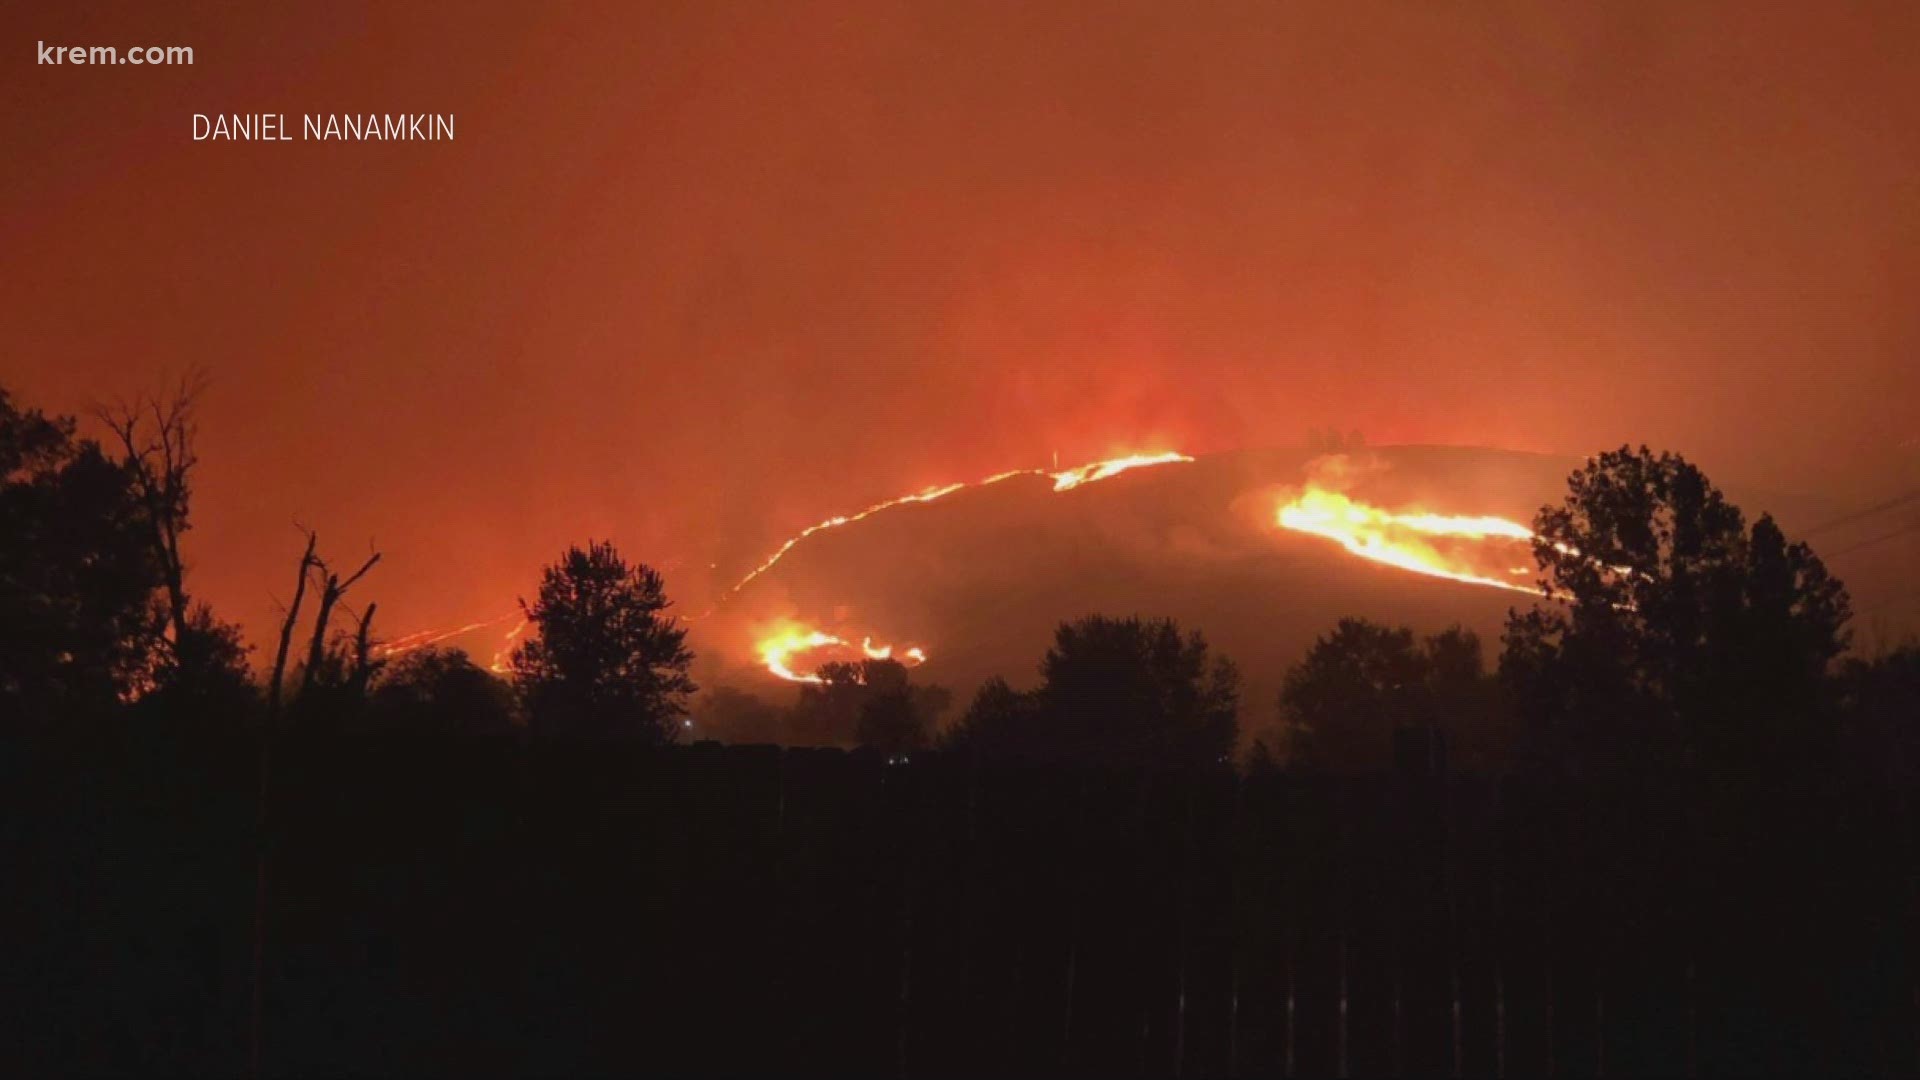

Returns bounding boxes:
[6,2,1918,652]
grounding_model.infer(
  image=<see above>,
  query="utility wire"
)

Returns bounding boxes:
[1800,490,1920,537]
[1827,522,1920,560]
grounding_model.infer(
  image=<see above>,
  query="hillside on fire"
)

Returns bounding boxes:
[10,309,1920,1080]
[696,441,1853,734]
[6,378,1920,1076]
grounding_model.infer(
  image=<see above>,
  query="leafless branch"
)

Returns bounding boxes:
[268,531,319,717]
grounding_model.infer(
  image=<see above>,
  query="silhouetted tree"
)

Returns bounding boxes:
[787,658,950,750]
[940,675,1044,758]
[1306,428,1366,454]
[293,546,381,717]
[510,540,696,741]
[99,378,199,645]
[1838,644,1920,785]
[1036,614,1239,769]
[1242,736,1281,777]
[853,658,950,754]
[132,602,256,727]
[1279,619,1508,773]
[0,386,165,722]
[694,686,786,745]
[96,375,258,713]
[786,661,866,746]
[1421,625,1513,770]
[1280,619,1423,771]
[285,629,375,728]
[368,646,517,735]
[1501,446,1851,770]
[268,532,319,718]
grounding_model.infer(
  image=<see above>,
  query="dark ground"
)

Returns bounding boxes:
[4,731,1913,1077]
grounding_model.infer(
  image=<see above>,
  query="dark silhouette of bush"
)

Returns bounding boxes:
[131,602,257,731]
[510,540,696,741]
[367,646,517,735]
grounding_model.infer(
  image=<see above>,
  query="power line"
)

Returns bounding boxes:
[1801,489,1920,537]
[1827,522,1920,560]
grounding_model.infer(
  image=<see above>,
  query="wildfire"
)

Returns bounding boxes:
[719,450,1194,602]
[721,483,968,601]
[488,618,528,674]
[1277,487,1543,595]
[372,613,521,661]
[757,625,928,684]
[1046,450,1195,491]
[372,449,1196,680]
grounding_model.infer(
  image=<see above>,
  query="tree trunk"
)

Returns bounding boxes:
[267,534,317,717]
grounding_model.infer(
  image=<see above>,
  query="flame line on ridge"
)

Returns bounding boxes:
[1276,487,1546,596]
[718,450,1194,604]
[371,451,1196,681]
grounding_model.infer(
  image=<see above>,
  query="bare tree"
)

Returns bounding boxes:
[268,531,319,717]
[347,602,380,699]
[99,371,207,647]
[297,546,381,700]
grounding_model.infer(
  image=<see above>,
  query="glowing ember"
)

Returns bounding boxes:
[1277,487,1543,595]
[757,625,929,684]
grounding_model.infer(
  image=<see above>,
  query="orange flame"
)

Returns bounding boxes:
[372,450,1195,677]
[720,450,1194,602]
[757,624,929,684]
[372,613,521,661]
[1277,487,1543,595]
[488,618,529,675]
[1046,450,1195,491]
[721,483,968,601]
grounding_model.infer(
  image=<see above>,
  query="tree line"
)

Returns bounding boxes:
[4,380,1915,780]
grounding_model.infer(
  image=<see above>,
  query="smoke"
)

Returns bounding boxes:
[8,2,1916,663]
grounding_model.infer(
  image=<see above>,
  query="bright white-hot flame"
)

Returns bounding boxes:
[757,624,928,684]
[759,628,843,683]
[1277,487,1543,595]
[1047,451,1195,491]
